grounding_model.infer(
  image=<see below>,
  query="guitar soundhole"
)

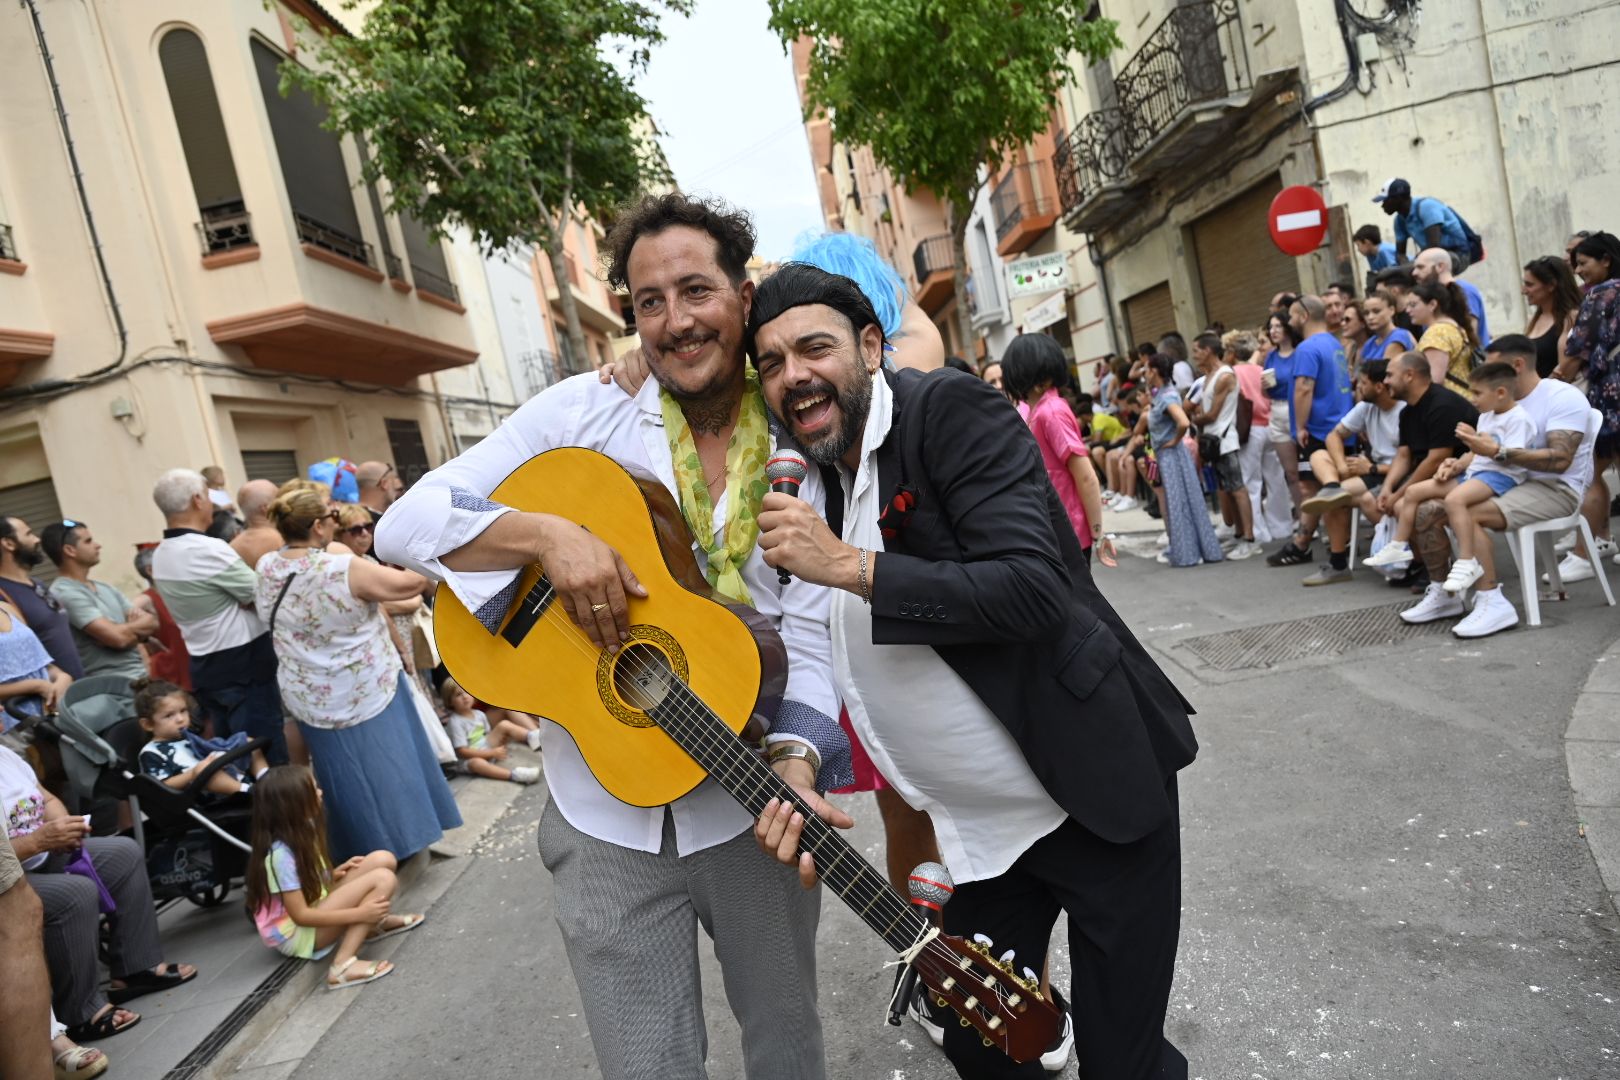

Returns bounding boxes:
[597,626,690,729]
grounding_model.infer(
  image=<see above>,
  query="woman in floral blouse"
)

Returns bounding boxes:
[253,487,460,861]
[1566,231,1620,561]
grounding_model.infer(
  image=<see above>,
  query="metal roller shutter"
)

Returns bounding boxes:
[1192,176,1301,334]
[251,39,364,242]
[1122,283,1176,349]
[241,450,299,485]
[159,30,243,210]
[0,478,63,581]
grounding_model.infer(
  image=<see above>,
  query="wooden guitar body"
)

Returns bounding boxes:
[432,447,787,808]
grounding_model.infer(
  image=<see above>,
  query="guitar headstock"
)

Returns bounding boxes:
[911,931,1064,1064]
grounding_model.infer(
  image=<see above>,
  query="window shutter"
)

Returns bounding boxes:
[240,450,299,486]
[1192,176,1300,334]
[159,31,243,211]
[0,478,64,582]
[251,39,364,245]
[1123,283,1177,347]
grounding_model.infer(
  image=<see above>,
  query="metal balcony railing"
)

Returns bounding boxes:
[912,234,955,283]
[518,347,565,395]
[294,211,375,269]
[0,223,17,262]
[990,162,1056,243]
[1113,0,1250,156]
[197,200,254,255]
[1053,107,1133,215]
[384,251,405,282]
[412,264,460,304]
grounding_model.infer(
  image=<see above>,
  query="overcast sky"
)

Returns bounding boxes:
[637,1,825,261]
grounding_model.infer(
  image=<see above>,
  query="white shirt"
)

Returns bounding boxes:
[1516,378,1595,495]
[1465,405,1534,481]
[375,373,838,856]
[1337,400,1405,465]
[208,488,234,509]
[1171,360,1195,393]
[831,374,1066,884]
[1198,366,1239,455]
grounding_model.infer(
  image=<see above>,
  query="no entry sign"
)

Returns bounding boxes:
[1268,185,1328,256]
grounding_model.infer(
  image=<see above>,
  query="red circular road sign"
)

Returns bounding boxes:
[1268,185,1329,256]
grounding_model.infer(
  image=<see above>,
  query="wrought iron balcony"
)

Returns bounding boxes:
[990,162,1058,251]
[294,211,375,269]
[518,347,565,395]
[912,233,957,314]
[0,223,18,262]
[412,264,461,305]
[197,200,254,256]
[384,251,405,282]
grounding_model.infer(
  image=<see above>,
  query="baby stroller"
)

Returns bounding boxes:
[48,675,265,909]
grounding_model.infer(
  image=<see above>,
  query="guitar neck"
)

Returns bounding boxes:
[651,685,927,953]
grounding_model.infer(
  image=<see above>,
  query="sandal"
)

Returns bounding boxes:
[63,1005,140,1043]
[326,956,394,990]
[54,1045,108,1080]
[366,912,424,942]
[107,962,197,1004]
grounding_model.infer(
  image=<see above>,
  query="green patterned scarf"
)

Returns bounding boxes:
[659,370,771,606]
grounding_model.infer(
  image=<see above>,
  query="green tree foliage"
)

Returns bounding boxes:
[768,0,1119,353]
[284,0,687,372]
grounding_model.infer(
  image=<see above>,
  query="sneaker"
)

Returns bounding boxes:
[1400,582,1466,624]
[1155,550,1170,565]
[1265,541,1314,567]
[1302,563,1352,586]
[1040,992,1074,1073]
[1453,588,1519,638]
[1547,552,1595,584]
[509,766,541,784]
[1443,557,1483,594]
[1214,523,1236,541]
[1596,537,1620,560]
[1155,531,1170,548]
[1227,539,1263,561]
[1554,530,1579,554]
[1112,496,1139,513]
[1300,484,1356,515]
[908,979,945,1048]
[1363,541,1413,568]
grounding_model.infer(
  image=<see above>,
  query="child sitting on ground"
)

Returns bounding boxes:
[440,677,540,784]
[244,765,424,990]
[135,678,268,796]
[1363,360,1532,579]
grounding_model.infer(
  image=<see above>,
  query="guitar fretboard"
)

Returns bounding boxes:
[650,683,927,952]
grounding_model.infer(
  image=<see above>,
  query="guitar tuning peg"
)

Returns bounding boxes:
[999,949,1016,964]
[972,933,994,947]
[1021,966,1039,984]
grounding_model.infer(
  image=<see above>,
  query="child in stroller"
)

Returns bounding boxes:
[133,678,269,798]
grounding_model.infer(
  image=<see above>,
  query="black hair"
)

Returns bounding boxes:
[1000,334,1071,401]
[1360,359,1389,384]
[1328,282,1356,297]
[1135,342,1155,358]
[1374,267,1416,290]
[1147,354,1175,383]
[1192,331,1223,358]
[1266,311,1302,347]
[1410,280,1480,349]
[943,355,975,374]
[1572,232,1620,281]
[1354,224,1382,245]
[0,515,17,546]
[1485,333,1537,367]
[38,520,84,566]
[1468,360,1518,390]
[605,193,756,292]
[747,262,886,359]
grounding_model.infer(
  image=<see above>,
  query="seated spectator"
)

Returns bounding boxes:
[42,520,157,684]
[0,596,73,729]
[245,765,422,989]
[0,742,197,1041]
[1374,178,1476,271]
[1297,360,1406,584]
[1267,297,1353,567]
[439,678,540,784]
[201,466,238,515]
[1562,231,1620,577]
[0,516,83,679]
[1339,297,1370,375]
[1438,362,1536,593]
[1,829,53,1080]
[1406,280,1478,390]
[1185,332,1260,559]
[231,479,283,570]
[1145,355,1223,567]
[1103,387,1151,511]
[133,544,190,690]
[1414,247,1490,345]
[50,1013,108,1080]
[1355,223,1398,277]
[1401,336,1582,634]
[1364,352,1479,577]
[1361,290,1416,365]
[135,677,269,797]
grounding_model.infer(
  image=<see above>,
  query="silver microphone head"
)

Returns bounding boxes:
[907,861,955,912]
[766,451,809,486]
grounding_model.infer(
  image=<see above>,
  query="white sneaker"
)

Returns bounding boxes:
[1113,496,1140,512]
[1400,583,1466,624]
[1214,523,1236,541]
[1155,531,1170,548]
[509,765,541,784]
[1596,537,1620,560]
[1443,557,1483,594]
[1554,530,1579,554]
[908,981,945,1048]
[1156,550,1170,564]
[1227,540,1262,560]
[1364,541,1413,568]
[525,728,542,751]
[1040,1004,1075,1073]
[1547,552,1595,584]
[1452,588,1519,638]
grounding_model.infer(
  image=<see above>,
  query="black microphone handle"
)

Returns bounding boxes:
[770,479,800,585]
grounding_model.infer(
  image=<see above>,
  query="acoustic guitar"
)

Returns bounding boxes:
[434,447,1061,1062]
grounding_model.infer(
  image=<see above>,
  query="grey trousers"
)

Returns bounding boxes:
[27,836,163,1026]
[538,801,825,1080]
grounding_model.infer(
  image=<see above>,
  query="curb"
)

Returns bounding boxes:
[196,766,536,1080]
[1566,634,1620,914]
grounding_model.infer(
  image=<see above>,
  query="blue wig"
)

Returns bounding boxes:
[790,231,907,340]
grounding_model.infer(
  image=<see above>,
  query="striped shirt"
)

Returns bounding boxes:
[152,530,265,657]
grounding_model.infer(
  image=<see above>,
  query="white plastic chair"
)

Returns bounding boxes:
[1507,408,1616,627]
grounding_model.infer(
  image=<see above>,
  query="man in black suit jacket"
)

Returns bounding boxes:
[751,264,1196,1080]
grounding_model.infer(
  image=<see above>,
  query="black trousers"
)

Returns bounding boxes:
[940,778,1186,1080]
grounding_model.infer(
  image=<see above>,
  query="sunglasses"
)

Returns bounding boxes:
[343,523,374,534]
[323,510,343,523]
[62,519,81,529]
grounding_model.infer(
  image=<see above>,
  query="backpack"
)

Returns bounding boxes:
[1451,204,1485,265]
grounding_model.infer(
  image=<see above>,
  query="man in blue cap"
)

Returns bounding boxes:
[1374,178,1476,271]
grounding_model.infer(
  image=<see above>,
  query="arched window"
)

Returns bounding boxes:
[158,29,250,253]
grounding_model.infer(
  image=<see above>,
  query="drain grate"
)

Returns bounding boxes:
[162,957,302,1080]
[1175,601,1454,672]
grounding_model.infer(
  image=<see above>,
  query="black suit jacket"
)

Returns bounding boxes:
[832,367,1197,845]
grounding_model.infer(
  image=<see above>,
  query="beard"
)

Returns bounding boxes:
[14,543,43,569]
[782,369,873,467]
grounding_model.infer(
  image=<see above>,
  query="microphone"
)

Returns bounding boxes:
[889,861,956,1027]
[765,451,809,586]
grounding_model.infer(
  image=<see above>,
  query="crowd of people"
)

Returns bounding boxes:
[0,456,557,1075]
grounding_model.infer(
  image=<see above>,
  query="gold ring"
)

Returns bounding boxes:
[590,602,610,612]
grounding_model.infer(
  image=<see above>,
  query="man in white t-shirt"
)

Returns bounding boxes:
[1296,360,1405,585]
[1404,334,1591,636]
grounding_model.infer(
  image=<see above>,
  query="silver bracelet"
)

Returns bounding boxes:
[768,741,821,777]
[857,548,872,605]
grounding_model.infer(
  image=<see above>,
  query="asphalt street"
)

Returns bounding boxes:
[291,552,1620,1080]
